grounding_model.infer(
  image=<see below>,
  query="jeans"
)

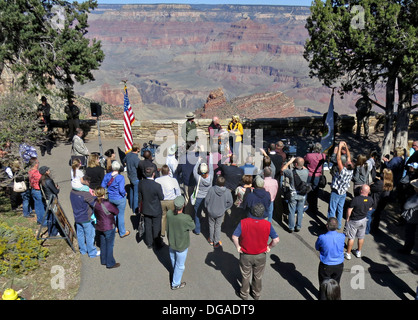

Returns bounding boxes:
[288,194,306,231]
[365,208,375,235]
[22,189,32,217]
[98,229,116,268]
[266,201,274,223]
[193,197,205,234]
[76,221,98,257]
[129,179,139,214]
[31,189,46,225]
[307,176,320,212]
[109,197,127,237]
[328,191,346,229]
[169,247,188,287]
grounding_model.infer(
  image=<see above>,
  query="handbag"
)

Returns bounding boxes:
[318,174,327,188]
[190,175,201,206]
[138,214,145,238]
[13,179,27,193]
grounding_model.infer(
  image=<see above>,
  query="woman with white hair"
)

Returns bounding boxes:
[101,161,130,238]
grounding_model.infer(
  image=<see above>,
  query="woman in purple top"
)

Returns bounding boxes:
[94,187,120,269]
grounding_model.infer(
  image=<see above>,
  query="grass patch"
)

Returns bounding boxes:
[0,192,81,300]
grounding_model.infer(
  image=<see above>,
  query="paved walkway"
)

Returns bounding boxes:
[37,137,417,301]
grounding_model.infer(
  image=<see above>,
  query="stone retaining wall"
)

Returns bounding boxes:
[49,113,417,142]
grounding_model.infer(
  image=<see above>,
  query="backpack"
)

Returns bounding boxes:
[293,169,312,196]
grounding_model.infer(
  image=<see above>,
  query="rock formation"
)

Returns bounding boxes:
[197,88,304,119]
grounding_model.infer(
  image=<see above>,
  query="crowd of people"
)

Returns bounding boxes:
[1,111,417,300]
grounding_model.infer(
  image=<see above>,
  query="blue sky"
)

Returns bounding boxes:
[95,0,313,6]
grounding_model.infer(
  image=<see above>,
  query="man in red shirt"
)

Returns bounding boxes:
[232,203,280,300]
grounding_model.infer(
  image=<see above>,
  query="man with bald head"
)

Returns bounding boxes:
[344,184,374,260]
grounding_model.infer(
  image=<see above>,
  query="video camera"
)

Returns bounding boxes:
[141,140,159,158]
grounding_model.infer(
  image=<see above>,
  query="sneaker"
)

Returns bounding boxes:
[121,231,130,238]
[344,252,351,260]
[90,250,100,258]
[207,238,214,246]
[214,241,222,248]
[171,282,186,290]
[352,249,361,258]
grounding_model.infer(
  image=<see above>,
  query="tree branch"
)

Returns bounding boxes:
[367,97,386,110]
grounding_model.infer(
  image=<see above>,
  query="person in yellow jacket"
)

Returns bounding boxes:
[227,115,243,163]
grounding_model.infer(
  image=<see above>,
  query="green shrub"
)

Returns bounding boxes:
[0,222,49,275]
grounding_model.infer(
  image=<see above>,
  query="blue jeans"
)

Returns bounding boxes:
[328,191,346,229]
[169,247,188,287]
[129,179,139,214]
[31,189,46,225]
[267,201,274,223]
[98,229,116,268]
[22,189,32,217]
[307,176,320,212]
[193,197,204,234]
[365,209,375,235]
[109,197,127,237]
[288,194,306,231]
[76,221,98,257]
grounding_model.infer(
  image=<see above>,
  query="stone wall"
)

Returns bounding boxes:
[50,113,417,142]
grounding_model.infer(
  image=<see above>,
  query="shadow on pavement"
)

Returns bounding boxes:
[361,256,416,300]
[270,254,319,300]
[205,246,241,293]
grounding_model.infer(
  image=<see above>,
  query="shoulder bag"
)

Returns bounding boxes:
[13,178,27,193]
[190,175,201,206]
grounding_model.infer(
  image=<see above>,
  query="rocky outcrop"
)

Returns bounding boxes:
[197,88,305,119]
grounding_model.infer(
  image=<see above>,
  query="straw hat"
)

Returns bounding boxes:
[168,144,177,155]
[185,112,195,119]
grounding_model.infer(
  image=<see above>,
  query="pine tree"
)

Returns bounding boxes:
[0,0,104,98]
[304,0,417,155]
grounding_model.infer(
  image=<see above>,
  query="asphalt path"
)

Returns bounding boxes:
[36,137,417,301]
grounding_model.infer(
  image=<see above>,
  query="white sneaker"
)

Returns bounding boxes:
[352,249,361,258]
[344,252,351,260]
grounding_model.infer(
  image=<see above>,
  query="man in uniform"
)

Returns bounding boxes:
[65,98,80,141]
[355,89,372,138]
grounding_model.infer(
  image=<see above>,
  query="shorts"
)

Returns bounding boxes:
[345,217,367,240]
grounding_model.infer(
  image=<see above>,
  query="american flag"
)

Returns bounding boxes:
[123,85,135,153]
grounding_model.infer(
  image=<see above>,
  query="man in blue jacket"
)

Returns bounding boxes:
[70,188,99,258]
[315,217,345,300]
[242,175,271,219]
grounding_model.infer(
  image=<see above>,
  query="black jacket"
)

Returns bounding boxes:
[138,178,164,217]
[42,177,59,202]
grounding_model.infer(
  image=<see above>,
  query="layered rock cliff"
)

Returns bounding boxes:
[196,88,303,119]
[73,4,367,119]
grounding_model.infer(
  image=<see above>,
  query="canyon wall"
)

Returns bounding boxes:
[75,4,367,119]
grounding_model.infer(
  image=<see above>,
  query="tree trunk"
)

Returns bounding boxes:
[381,75,396,158]
[394,76,412,150]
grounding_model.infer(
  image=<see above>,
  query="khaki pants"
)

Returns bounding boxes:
[239,252,266,300]
[160,200,175,236]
